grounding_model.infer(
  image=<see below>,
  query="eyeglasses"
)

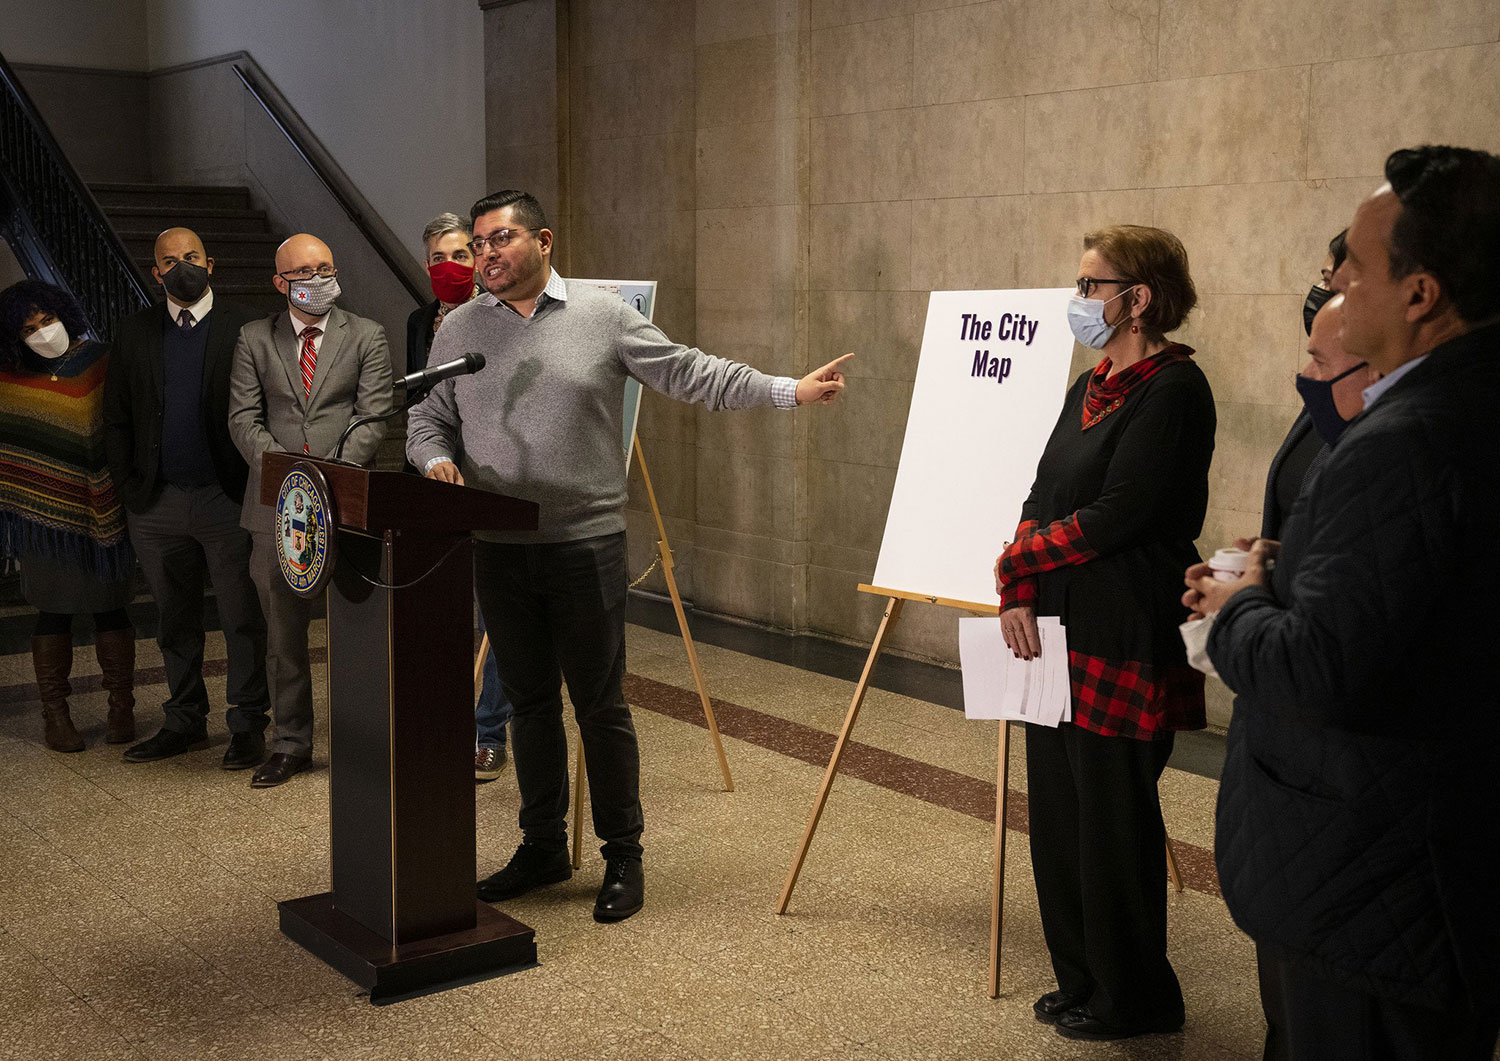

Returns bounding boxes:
[467,228,529,254]
[1075,276,1133,298]
[278,266,338,282]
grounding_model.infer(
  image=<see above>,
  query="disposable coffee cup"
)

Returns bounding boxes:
[1208,548,1250,582]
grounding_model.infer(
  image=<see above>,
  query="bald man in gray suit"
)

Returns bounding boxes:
[228,233,394,788]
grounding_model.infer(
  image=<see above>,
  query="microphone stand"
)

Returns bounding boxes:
[331,385,432,463]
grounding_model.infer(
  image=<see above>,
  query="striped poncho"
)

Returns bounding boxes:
[0,341,133,581]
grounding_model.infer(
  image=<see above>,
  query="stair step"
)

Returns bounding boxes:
[91,183,252,211]
[102,204,273,234]
[118,230,282,259]
[117,229,281,244]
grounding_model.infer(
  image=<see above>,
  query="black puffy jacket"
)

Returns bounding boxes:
[1208,321,1500,1012]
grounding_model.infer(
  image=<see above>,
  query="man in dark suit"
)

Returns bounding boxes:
[1188,145,1500,1061]
[228,233,393,788]
[104,227,271,770]
[1259,295,1375,540]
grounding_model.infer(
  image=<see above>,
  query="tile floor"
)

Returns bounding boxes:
[0,609,1268,1060]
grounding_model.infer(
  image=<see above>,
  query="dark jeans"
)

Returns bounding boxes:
[474,532,642,860]
[127,483,269,735]
[1258,943,1500,1061]
[474,600,513,749]
[1025,722,1182,1025]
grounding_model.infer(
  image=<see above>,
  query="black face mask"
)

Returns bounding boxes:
[1293,361,1367,446]
[1302,283,1335,335]
[162,261,210,304]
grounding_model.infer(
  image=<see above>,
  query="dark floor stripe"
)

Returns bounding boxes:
[0,646,1222,897]
[623,673,1222,898]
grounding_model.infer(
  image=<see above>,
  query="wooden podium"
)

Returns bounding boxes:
[261,452,540,1003]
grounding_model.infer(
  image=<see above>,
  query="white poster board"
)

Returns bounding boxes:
[870,288,1077,608]
[573,278,657,468]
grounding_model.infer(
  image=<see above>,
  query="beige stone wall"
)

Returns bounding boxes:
[484,0,1500,721]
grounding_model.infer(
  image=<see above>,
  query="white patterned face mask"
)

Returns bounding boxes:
[24,320,70,358]
[288,275,341,316]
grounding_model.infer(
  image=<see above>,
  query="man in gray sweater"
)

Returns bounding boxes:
[407,190,852,923]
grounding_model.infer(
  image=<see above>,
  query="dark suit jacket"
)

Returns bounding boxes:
[1259,410,1332,540]
[405,299,440,377]
[402,300,442,474]
[1212,321,1500,1011]
[103,296,266,511]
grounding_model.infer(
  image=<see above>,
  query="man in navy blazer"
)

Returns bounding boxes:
[103,227,271,771]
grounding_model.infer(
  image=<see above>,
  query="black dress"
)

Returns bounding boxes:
[1001,348,1216,1029]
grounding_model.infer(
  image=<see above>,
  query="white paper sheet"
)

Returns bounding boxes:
[959,615,1072,726]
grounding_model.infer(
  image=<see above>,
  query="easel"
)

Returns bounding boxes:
[775,584,1183,998]
[473,433,735,871]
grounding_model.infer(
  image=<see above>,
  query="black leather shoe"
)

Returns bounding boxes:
[1054,1004,1184,1041]
[250,752,310,788]
[221,731,267,771]
[477,844,572,903]
[1033,990,1087,1024]
[123,727,208,763]
[592,856,644,923]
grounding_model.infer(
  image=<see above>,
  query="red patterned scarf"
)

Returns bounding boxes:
[1081,343,1195,430]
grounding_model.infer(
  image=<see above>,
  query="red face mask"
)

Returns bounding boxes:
[429,259,475,305]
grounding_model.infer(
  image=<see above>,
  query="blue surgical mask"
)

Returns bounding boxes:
[1066,287,1135,350]
[1293,361,1367,446]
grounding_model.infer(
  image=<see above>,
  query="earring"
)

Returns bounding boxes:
[1131,323,1139,334]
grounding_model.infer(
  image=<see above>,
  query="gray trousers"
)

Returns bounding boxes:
[127,483,269,735]
[249,530,316,757]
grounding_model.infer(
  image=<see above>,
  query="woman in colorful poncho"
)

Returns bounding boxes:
[0,280,136,751]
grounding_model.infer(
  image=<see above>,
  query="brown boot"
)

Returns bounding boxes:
[32,634,83,752]
[94,627,137,744]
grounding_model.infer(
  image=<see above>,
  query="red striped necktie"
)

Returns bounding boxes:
[298,327,321,397]
[299,326,321,453]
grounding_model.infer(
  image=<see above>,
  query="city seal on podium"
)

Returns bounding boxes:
[275,462,336,598]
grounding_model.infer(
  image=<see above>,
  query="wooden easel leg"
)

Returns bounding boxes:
[657,538,733,792]
[473,633,490,699]
[776,596,905,915]
[571,740,586,870]
[1165,836,1183,893]
[989,721,1011,999]
[632,436,733,791]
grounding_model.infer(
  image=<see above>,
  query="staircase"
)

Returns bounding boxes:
[90,183,286,316]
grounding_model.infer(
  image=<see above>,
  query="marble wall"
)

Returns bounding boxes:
[483,0,1500,724]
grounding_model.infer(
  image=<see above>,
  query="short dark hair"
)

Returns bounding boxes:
[1082,224,1198,338]
[1383,145,1500,324]
[1328,228,1348,272]
[0,279,90,370]
[469,190,547,232]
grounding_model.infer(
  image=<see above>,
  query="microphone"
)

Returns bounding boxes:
[400,352,485,393]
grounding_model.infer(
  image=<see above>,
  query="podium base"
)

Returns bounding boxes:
[279,893,538,1004]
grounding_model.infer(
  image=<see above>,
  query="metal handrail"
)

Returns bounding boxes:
[0,49,151,336]
[229,61,426,305]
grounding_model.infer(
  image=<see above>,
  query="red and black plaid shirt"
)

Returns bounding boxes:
[996,347,1205,739]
